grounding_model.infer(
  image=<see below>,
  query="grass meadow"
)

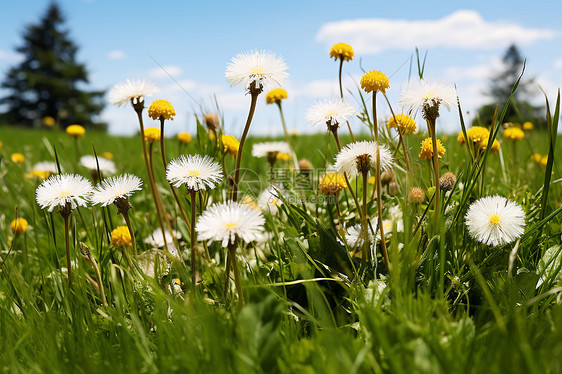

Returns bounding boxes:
[0,86,562,374]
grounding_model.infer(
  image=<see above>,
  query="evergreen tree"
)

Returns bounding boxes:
[473,44,545,128]
[0,2,105,129]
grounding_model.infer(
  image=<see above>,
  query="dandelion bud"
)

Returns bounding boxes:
[381,170,394,186]
[388,181,398,196]
[298,159,313,175]
[439,172,456,192]
[408,187,425,204]
[204,113,220,132]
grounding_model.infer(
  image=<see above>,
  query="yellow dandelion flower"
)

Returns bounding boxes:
[276,152,291,162]
[531,153,542,163]
[148,100,176,121]
[177,132,192,144]
[540,155,549,167]
[368,176,376,185]
[419,137,446,160]
[43,116,55,127]
[522,121,533,131]
[387,114,417,135]
[319,173,347,195]
[457,126,489,145]
[11,153,25,164]
[221,134,239,157]
[360,70,390,94]
[0,141,3,148]
[266,88,288,104]
[143,127,161,143]
[241,196,260,211]
[504,127,525,141]
[11,218,28,235]
[480,137,501,153]
[111,226,132,248]
[28,170,52,179]
[101,152,114,160]
[66,124,86,138]
[329,43,354,61]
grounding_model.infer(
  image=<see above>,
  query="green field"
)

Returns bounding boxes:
[1,118,562,373]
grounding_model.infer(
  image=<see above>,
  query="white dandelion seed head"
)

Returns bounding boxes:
[108,79,159,107]
[346,223,375,249]
[225,50,288,92]
[465,195,526,246]
[196,201,265,247]
[80,155,116,175]
[32,161,59,173]
[166,154,223,191]
[258,186,284,215]
[91,174,143,207]
[251,142,291,158]
[306,99,357,129]
[35,173,93,212]
[144,228,182,249]
[334,141,393,179]
[399,79,457,116]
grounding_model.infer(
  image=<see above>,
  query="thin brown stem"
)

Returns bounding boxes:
[135,108,169,251]
[232,92,259,201]
[148,142,170,251]
[372,93,389,268]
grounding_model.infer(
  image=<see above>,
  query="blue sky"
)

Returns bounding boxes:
[1,0,561,136]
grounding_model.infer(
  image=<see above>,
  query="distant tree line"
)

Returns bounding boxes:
[0,2,106,130]
[473,44,546,129]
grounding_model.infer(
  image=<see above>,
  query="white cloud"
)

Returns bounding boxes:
[316,10,556,54]
[148,65,183,79]
[107,50,126,60]
[0,50,23,63]
[554,58,562,69]
[444,57,504,81]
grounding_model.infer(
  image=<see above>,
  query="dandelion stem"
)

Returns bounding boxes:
[372,93,389,268]
[122,210,137,256]
[159,117,192,236]
[428,118,440,223]
[361,170,369,264]
[276,102,299,170]
[63,212,72,288]
[190,190,197,288]
[229,242,244,308]
[148,142,170,251]
[338,58,356,142]
[232,88,259,201]
[135,107,170,252]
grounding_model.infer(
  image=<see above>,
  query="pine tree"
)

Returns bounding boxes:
[473,44,545,128]
[0,2,105,129]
